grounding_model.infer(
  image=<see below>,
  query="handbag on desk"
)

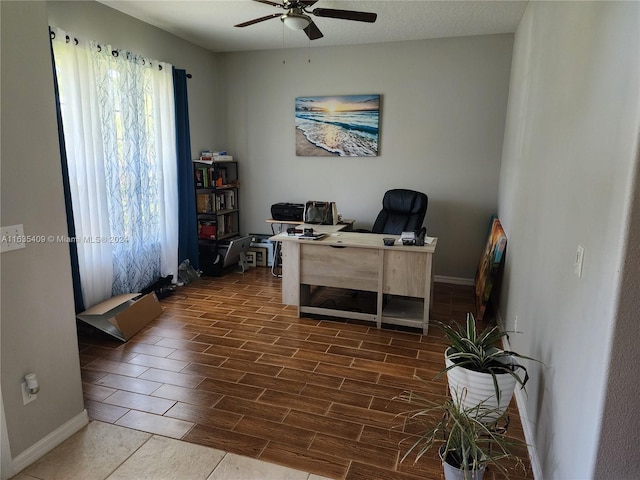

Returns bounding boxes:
[304,201,338,225]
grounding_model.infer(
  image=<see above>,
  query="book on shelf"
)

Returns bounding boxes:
[193,152,233,164]
[196,193,212,213]
[224,190,236,210]
[217,215,226,235]
[195,150,213,164]
[215,193,226,211]
[198,221,216,239]
[202,167,211,187]
[194,157,213,165]
[208,169,217,187]
[194,167,207,187]
[216,167,227,187]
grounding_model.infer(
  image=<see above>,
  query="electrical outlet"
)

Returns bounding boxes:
[574,245,585,278]
[1,224,26,253]
[21,382,37,405]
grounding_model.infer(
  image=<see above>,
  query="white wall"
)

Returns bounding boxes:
[498,2,640,478]
[220,34,514,280]
[0,0,222,470]
[1,0,85,460]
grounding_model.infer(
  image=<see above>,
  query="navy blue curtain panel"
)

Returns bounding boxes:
[173,68,199,270]
[49,28,84,313]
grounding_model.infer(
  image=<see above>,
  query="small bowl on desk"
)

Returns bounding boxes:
[383,237,395,246]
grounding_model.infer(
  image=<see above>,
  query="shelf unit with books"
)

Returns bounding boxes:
[193,160,240,274]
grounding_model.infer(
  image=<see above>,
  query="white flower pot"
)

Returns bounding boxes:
[445,347,517,422]
[440,446,486,480]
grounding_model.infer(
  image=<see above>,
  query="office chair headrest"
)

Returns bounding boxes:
[382,189,427,214]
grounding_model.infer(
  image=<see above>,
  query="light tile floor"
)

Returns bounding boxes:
[11,421,331,480]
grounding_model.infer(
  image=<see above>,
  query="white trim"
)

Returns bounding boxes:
[434,275,475,286]
[496,310,543,480]
[10,410,89,476]
[512,379,543,480]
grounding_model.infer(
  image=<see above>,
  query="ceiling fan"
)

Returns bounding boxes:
[234,0,378,40]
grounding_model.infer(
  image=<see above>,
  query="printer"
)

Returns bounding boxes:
[271,202,305,222]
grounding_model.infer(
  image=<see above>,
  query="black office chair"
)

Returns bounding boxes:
[352,188,428,299]
[370,189,428,234]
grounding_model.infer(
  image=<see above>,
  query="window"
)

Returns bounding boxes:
[51,28,178,308]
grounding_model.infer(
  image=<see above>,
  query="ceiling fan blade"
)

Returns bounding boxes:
[252,0,284,8]
[299,0,320,6]
[304,20,323,40]
[311,8,377,23]
[234,13,282,28]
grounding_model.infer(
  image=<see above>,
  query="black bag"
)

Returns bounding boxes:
[304,201,337,225]
[199,243,224,277]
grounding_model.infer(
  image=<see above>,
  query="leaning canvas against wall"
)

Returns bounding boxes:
[475,216,507,321]
[295,95,380,156]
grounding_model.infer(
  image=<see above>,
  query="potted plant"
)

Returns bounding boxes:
[398,389,526,480]
[435,313,543,422]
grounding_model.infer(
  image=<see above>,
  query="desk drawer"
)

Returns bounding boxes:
[300,244,380,291]
[384,250,428,297]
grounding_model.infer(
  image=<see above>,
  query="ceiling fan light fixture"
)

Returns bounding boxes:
[282,12,311,31]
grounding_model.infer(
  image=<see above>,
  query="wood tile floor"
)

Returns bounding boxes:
[78,268,533,480]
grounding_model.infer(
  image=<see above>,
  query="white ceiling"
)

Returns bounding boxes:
[98,0,528,53]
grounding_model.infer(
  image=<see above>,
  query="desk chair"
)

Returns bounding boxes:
[368,189,428,234]
[352,188,428,302]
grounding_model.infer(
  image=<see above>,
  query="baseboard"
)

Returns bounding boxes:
[512,381,543,479]
[10,409,89,476]
[496,310,543,480]
[433,275,474,286]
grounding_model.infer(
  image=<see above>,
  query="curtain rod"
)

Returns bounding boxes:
[50,29,192,77]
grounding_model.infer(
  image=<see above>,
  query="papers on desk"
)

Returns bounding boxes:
[298,233,327,240]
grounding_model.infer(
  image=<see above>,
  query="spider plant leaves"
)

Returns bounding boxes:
[435,313,543,404]
[397,387,527,477]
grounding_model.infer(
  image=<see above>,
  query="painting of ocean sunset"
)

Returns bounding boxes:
[295,95,380,157]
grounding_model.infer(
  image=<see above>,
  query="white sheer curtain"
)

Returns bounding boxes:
[52,28,178,308]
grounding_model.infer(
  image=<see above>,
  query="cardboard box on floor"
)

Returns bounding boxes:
[76,293,162,341]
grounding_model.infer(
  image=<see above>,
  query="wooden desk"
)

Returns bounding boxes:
[271,232,437,334]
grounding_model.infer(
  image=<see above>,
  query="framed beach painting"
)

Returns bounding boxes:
[295,94,380,156]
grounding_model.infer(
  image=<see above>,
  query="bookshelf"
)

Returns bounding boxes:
[193,160,240,274]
